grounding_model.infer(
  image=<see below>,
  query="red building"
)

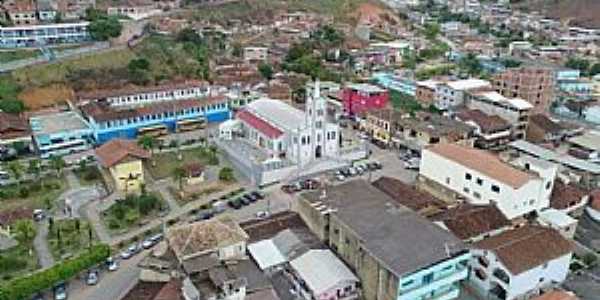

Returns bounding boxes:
[342,83,389,116]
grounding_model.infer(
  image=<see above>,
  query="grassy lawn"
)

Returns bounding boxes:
[0,49,39,63]
[12,48,136,86]
[0,176,68,214]
[73,166,104,187]
[146,146,219,180]
[47,219,94,259]
[102,193,167,235]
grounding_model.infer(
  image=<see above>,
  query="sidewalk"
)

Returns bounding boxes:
[33,220,54,269]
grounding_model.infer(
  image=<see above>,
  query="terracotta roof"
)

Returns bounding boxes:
[529,114,563,134]
[426,143,534,189]
[153,279,182,300]
[455,109,510,133]
[0,112,31,140]
[76,80,207,101]
[550,180,588,210]
[95,138,151,168]
[166,217,248,260]
[372,176,445,213]
[81,96,227,123]
[473,225,574,275]
[531,291,579,300]
[430,204,510,240]
[590,190,600,210]
[237,109,284,139]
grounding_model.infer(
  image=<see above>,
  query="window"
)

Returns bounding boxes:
[546,182,551,190]
[474,192,481,199]
[423,273,434,284]
[401,280,414,288]
[446,177,451,185]
[476,178,483,185]
[491,185,500,193]
[463,187,470,193]
[465,173,472,180]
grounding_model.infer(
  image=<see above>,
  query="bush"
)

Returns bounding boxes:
[18,187,29,198]
[0,244,110,300]
[0,255,27,273]
[218,167,235,182]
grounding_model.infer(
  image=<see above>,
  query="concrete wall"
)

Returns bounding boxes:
[420,149,550,219]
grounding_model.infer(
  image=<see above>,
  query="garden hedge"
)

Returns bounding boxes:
[0,244,110,300]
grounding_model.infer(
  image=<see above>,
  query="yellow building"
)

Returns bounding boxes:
[95,139,151,194]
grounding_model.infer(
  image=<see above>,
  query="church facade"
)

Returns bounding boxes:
[235,81,341,166]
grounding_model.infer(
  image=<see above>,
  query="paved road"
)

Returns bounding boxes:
[33,220,54,269]
[68,250,147,300]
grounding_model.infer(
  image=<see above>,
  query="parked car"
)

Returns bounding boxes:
[150,233,163,243]
[250,191,265,200]
[256,211,270,219]
[194,210,214,222]
[348,167,358,176]
[336,174,346,181]
[31,293,44,300]
[238,197,251,206]
[54,282,67,300]
[120,249,132,260]
[142,237,156,249]
[33,209,45,222]
[212,201,227,213]
[228,199,242,209]
[86,270,99,285]
[243,193,257,203]
[0,171,9,180]
[106,257,118,271]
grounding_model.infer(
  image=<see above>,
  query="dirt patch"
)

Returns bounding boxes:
[352,2,399,25]
[18,84,74,110]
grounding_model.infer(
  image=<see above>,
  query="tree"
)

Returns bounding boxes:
[0,99,25,114]
[88,14,122,41]
[231,42,243,58]
[258,62,274,81]
[127,58,151,85]
[28,159,41,185]
[589,63,600,76]
[218,167,235,182]
[7,161,23,185]
[172,166,186,190]
[459,53,483,76]
[138,135,157,166]
[49,155,66,177]
[176,28,203,44]
[423,23,440,40]
[565,57,590,74]
[13,219,36,245]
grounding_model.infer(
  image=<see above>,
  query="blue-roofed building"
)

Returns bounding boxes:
[30,111,94,158]
[80,94,254,144]
[372,72,416,96]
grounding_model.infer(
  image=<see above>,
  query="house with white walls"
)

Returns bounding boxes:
[419,143,556,219]
[468,226,574,300]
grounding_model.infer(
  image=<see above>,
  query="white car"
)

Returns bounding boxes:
[106,257,118,271]
[336,174,346,181]
[348,167,358,176]
[120,250,132,260]
[142,239,154,249]
[256,211,270,219]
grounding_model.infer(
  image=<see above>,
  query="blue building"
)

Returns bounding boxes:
[0,22,90,48]
[30,111,94,158]
[372,72,416,96]
[80,95,253,144]
[556,69,593,97]
[298,180,471,300]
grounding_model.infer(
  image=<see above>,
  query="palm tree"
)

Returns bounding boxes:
[138,134,157,166]
[49,155,66,178]
[28,159,42,187]
[7,161,23,186]
[172,166,186,190]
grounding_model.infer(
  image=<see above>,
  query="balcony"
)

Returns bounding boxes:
[492,269,510,285]
[399,267,468,300]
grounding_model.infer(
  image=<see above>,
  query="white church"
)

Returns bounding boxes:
[219,81,365,184]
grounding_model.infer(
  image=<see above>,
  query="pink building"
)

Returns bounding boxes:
[342,83,389,116]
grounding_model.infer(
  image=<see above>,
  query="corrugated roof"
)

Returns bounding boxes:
[290,250,358,296]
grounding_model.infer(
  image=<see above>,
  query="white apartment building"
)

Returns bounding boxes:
[469,226,573,300]
[76,81,210,107]
[466,91,533,139]
[243,46,268,61]
[420,143,555,219]
[435,79,491,110]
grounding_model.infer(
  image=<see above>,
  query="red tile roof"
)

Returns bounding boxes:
[0,112,31,140]
[550,180,588,210]
[237,109,284,139]
[532,291,579,300]
[430,204,510,240]
[95,138,151,168]
[474,225,573,275]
